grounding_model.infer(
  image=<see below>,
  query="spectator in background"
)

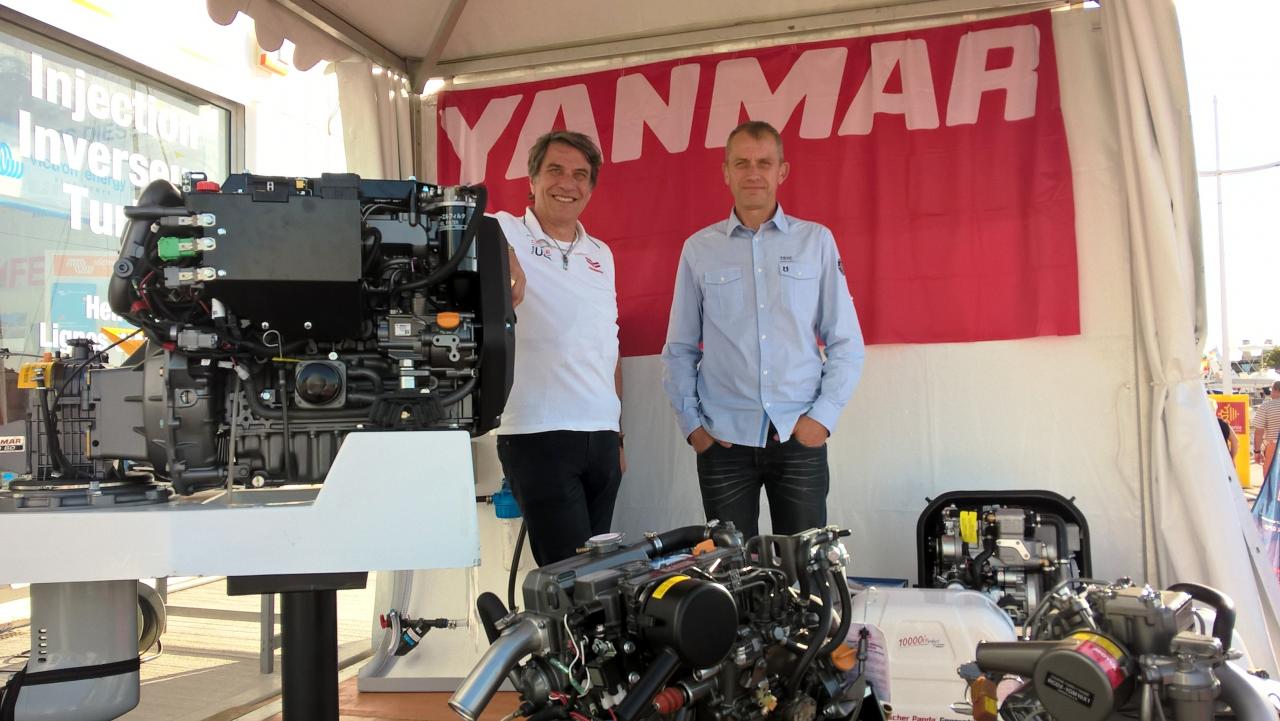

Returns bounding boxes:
[1208,392,1240,460]
[1220,415,1239,458]
[1252,381,1280,471]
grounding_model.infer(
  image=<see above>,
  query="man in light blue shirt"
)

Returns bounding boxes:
[661,120,865,540]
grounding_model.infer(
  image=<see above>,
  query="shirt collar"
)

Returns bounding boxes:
[727,205,790,236]
[522,208,600,248]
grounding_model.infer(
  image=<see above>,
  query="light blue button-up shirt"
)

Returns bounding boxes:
[661,206,865,448]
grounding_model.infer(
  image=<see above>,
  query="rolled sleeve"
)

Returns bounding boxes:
[807,229,864,434]
[662,247,705,440]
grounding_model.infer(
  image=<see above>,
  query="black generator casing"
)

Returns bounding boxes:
[184,174,364,340]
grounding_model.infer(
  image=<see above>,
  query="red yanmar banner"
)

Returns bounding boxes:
[437,11,1077,357]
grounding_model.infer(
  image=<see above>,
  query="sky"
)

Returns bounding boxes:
[1177,0,1280,358]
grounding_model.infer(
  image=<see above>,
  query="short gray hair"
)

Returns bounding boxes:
[528,131,602,187]
[725,120,784,162]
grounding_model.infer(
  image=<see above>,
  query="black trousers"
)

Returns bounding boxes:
[496,430,622,566]
[695,436,829,541]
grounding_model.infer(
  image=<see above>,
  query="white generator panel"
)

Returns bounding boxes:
[846,587,1016,721]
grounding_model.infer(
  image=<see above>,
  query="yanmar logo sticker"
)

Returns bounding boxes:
[0,436,25,453]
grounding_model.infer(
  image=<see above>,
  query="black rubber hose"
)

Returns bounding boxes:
[1038,512,1073,582]
[526,705,569,721]
[645,526,712,558]
[0,664,28,721]
[1168,583,1236,652]
[475,592,509,645]
[787,569,834,697]
[39,387,80,480]
[438,377,478,406]
[796,536,814,606]
[396,186,487,292]
[818,568,852,657]
[121,204,194,220]
[709,524,744,548]
[969,537,996,588]
[614,647,681,721]
[361,225,383,274]
[338,352,393,365]
[346,366,381,385]
[508,520,526,612]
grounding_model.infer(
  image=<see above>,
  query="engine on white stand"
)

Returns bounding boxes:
[0,172,512,720]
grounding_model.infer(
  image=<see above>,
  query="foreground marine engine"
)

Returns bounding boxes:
[964,579,1276,721]
[7,172,513,503]
[451,525,874,721]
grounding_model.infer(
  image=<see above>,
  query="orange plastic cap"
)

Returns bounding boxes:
[691,539,717,556]
[830,643,857,672]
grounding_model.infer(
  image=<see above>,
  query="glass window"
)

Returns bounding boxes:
[0,20,233,360]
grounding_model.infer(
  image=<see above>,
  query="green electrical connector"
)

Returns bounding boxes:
[158,236,198,261]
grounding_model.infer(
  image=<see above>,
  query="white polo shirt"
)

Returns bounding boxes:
[492,209,620,435]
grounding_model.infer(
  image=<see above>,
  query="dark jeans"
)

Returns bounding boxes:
[496,430,622,566]
[695,436,829,540]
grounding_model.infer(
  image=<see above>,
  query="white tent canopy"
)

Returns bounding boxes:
[206,0,1280,675]
[205,0,1068,85]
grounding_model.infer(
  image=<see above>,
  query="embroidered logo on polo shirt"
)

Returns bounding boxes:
[530,238,556,262]
[584,257,603,274]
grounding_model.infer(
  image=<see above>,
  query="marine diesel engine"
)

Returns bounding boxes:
[5,172,513,503]
[964,579,1276,721]
[919,492,1091,627]
[450,525,877,721]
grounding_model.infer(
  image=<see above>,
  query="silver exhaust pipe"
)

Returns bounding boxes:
[448,617,545,721]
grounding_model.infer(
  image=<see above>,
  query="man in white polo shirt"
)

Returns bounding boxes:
[492,130,623,565]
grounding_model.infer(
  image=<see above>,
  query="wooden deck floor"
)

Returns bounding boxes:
[260,683,521,721]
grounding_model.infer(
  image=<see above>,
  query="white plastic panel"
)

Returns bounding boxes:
[0,431,479,584]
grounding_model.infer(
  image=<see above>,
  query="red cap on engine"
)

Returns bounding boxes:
[194,180,221,192]
[653,688,685,715]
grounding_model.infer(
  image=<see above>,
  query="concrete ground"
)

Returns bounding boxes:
[1246,461,1265,503]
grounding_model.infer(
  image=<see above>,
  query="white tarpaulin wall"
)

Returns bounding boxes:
[609,3,1150,597]
[1101,0,1280,669]
[210,0,1280,674]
